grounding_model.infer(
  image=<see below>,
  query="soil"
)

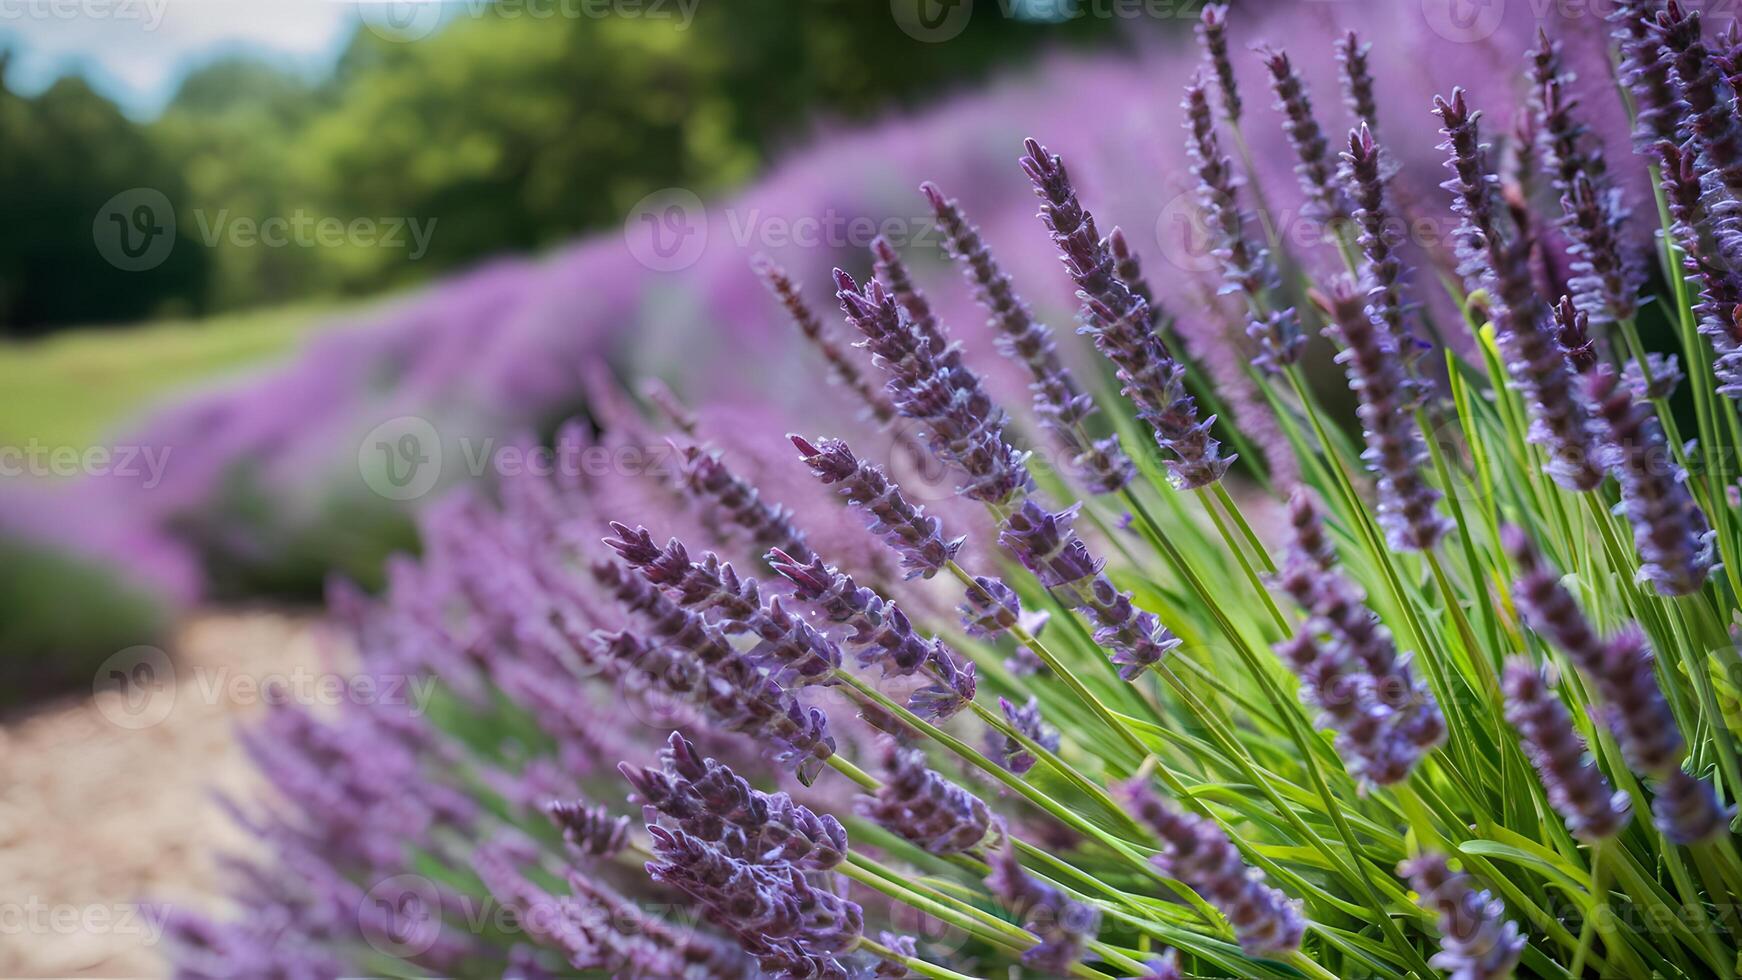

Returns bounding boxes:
[0,611,323,978]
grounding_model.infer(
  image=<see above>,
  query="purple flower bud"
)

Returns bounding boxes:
[835,268,1034,506]
[1124,781,1304,956]
[545,800,632,857]
[677,445,813,563]
[1652,767,1735,844]
[1316,276,1451,552]
[1529,30,1642,327]
[859,741,993,854]
[1552,296,1599,374]
[1588,366,1714,595]
[1021,137,1233,489]
[1398,853,1525,980]
[1501,660,1631,840]
[923,181,1133,494]
[1138,950,1184,980]
[1341,125,1427,403]
[1654,2,1742,211]
[1623,351,1682,402]
[1612,0,1683,150]
[1258,46,1349,226]
[1436,88,1607,492]
[874,933,918,978]
[1336,31,1378,134]
[790,435,962,579]
[984,843,1101,973]
[993,695,1060,775]
[1658,141,1742,399]
[768,548,976,720]
[1183,76,1302,373]
[1195,4,1241,122]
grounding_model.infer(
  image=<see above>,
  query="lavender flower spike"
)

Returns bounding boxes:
[1021,138,1233,489]
[1399,853,1526,980]
[1500,660,1631,841]
[1528,30,1642,327]
[1317,276,1450,551]
[834,268,1034,506]
[767,548,976,720]
[1611,0,1683,150]
[1258,46,1349,226]
[1000,498,1181,679]
[922,180,1133,493]
[1654,2,1742,215]
[859,741,993,854]
[1341,124,1426,400]
[790,434,962,579]
[1435,88,1607,491]
[1124,781,1304,956]
[545,800,632,857]
[676,444,814,563]
[1653,768,1734,843]
[1183,75,1302,373]
[1196,4,1241,122]
[984,843,1101,973]
[1587,366,1714,596]
[1658,141,1742,400]
[1336,31,1378,134]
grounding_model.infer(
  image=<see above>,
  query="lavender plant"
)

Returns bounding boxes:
[177,6,1742,979]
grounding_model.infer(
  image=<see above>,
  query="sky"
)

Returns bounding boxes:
[0,0,373,117]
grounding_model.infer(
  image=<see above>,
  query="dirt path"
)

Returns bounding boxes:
[0,611,322,978]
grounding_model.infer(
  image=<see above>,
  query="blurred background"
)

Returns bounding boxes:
[0,0,1643,974]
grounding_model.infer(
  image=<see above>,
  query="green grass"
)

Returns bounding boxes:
[0,302,348,450]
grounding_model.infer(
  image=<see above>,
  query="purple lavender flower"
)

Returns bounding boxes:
[1138,950,1183,980]
[1501,660,1631,841]
[1258,46,1349,226]
[767,548,976,720]
[859,741,993,854]
[756,256,923,463]
[1021,138,1233,489]
[994,695,1059,775]
[1658,141,1742,399]
[1398,853,1525,980]
[591,560,836,781]
[1612,0,1683,151]
[1183,76,1302,373]
[1317,276,1451,551]
[1654,3,1742,214]
[545,801,632,857]
[1587,366,1714,596]
[1124,781,1304,956]
[1528,30,1641,328]
[1336,31,1378,134]
[677,445,814,563]
[922,180,1133,493]
[1196,4,1241,122]
[1552,296,1598,374]
[623,732,848,870]
[984,843,1101,973]
[789,435,962,579]
[835,269,1033,506]
[1653,768,1735,844]
[1000,498,1181,679]
[1342,124,1427,401]
[1435,88,1607,491]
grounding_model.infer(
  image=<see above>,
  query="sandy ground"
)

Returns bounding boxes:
[0,611,323,978]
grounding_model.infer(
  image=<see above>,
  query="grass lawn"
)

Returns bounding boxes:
[0,303,349,450]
